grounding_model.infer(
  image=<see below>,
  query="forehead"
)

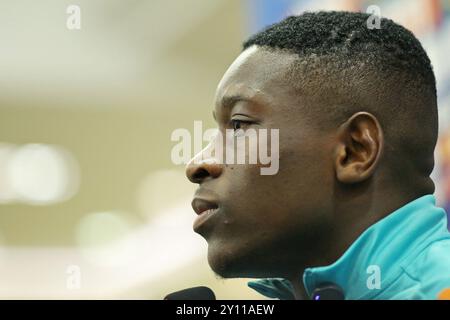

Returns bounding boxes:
[215,46,299,106]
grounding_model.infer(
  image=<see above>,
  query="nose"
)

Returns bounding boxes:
[186,155,223,184]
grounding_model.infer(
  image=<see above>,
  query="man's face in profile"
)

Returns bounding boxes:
[186,46,335,279]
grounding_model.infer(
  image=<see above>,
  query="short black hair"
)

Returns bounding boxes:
[243,11,435,87]
[243,11,438,182]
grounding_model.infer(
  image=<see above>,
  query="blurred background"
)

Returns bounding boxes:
[0,0,449,299]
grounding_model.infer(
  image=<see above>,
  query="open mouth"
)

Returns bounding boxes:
[191,198,219,231]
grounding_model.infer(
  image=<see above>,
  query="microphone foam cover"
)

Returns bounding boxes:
[164,286,216,300]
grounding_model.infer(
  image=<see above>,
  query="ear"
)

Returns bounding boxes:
[334,112,384,184]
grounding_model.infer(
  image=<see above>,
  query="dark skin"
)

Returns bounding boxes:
[185,46,434,299]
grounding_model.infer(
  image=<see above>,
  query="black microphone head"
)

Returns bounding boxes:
[164,286,216,300]
[311,283,345,300]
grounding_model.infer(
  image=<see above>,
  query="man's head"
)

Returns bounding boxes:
[186,11,438,280]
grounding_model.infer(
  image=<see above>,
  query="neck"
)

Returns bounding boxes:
[286,186,431,300]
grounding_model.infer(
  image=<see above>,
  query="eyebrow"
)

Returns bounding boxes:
[216,90,270,115]
[213,95,251,123]
[220,95,248,110]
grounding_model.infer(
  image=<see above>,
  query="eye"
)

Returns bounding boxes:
[230,119,253,132]
[231,119,242,131]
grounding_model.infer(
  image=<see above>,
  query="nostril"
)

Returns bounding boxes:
[192,168,210,183]
[186,159,223,183]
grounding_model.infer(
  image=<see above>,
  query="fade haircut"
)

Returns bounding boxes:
[243,11,438,180]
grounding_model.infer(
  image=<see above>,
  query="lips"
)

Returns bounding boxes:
[191,198,219,231]
[191,198,218,215]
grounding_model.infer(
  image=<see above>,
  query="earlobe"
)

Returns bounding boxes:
[334,112,384,184]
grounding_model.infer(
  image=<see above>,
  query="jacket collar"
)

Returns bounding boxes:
[248,194,449,299]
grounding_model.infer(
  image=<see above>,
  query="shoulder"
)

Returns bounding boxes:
[403,238,450,299]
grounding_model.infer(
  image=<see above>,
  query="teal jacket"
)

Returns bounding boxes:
[248,195,450,300]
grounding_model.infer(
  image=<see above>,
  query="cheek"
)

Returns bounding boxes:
[217,165,294,232]
[218,131,333,226]
[253,138,332,216]
[211,164,281,235]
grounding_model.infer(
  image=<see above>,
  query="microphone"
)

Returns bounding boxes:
[164,286,216,300]
[311,283,345,300]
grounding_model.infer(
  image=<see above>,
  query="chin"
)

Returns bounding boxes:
[207,242,238,278]
[206,240,273,279]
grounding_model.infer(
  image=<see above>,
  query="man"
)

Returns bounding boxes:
[185,11,450,299]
